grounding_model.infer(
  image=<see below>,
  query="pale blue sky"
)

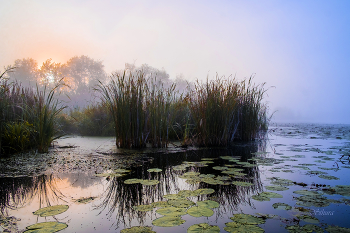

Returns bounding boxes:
[1,0,349,123]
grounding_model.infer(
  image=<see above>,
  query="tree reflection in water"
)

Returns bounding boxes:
[0,174,66,216]
[97,141,265,229]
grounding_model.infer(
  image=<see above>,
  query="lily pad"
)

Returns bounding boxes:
[156,207,187,216]
[322,185,350,196]
[152,216,185,227]
[73,197,96,204]
[124,178,142,184]
[163,194,184,200]
[272,202,292,210]
[168,199,195,208]
[318,175,339,180]
[265,186,289,191]
[33,205,69,217]
[152,201,171,207]
[212,166,228,171]
[24,222,68,233]
[196,200,220,209]
[133,204,154,212]
[192,188,215,196]
[178,190,196,198]
[114,168,131,173]
[187,206,214,217]
[293,190,322,196]
[326,225,350,233]
[187,223,220,233]
[120,226,155,233]
[140,180,160,185]
[147,168,162,173]
[232,181,254,186]
[297,215,319,223]
[224,222,264,233]
[230,214,265,225]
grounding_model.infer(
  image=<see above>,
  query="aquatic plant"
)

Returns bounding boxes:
[23,222,68,233]
[33,204,69,217]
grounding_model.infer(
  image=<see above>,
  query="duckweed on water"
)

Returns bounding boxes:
[33,205,69,217]
[187,223,220,233]
[24,222,68,233]
[152,216,185,227]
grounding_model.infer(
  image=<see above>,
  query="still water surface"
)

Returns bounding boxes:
[1,124,350,232]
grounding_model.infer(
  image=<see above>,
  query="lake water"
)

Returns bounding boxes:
[1,123,350,232]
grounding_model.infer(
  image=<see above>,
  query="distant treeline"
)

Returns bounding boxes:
[0,57,270,154]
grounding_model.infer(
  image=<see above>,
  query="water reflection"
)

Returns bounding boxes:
[0,174,65,215]
[97,141,265,229]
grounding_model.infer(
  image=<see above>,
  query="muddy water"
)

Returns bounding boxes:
[0,124,350,232]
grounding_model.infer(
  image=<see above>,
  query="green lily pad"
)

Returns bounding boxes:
[120,226,155,233]
[251,195,271,202]
[286,224,323,233]
[114,168,131,173]
[152,201,171,207]
[230,213,266,225]
[133,204,154,212]
[187,223,220,233]
[178,190,196,198]
[295,195,331,207]
[260,192,283,198]
[224,222,264,233]
[140,180,160,185]
[173,165,187,171]
[33,205,69,217]
[187,206,214,217]
[147,168,162,173]
[322,185,350,196]
[152,216,185,227]
[73,197,96,204]
[212,166,228,171]
[293,190,321,196]
[202,178,224,185]
[156,207,187,216]
[183,171,200,176]
[95,173,124,177]
[232,181,254,186]
[297,215,319,223]
[124,178,142,184]
[24,222,68,233]
[326,225,350,233]
[192,188,215,196]
[272,202,292,210]
[265,186,289,191]
[318,175,339,180]
[163,194,184,200]
[168,199,195,208]
[196,200,220,209]
[268,177,294,186]
[186,178,202,184]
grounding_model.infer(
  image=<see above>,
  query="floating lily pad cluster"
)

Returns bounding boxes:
[224,214,265,233]
[124,178,159,185]
[120,226,155,233]
[293,189,334,207]
[322,185,350,197]
[24,205,69,233]
[131,188,218,227]
[95,168,131,177]
[252,192,283,202]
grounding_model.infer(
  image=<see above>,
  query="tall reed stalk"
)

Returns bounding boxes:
[96,71,147,148]
[188,75,241,146]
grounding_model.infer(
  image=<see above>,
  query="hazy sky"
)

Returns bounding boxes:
[1,0,349,124]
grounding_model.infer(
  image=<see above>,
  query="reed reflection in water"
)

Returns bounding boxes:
[96,141,265,230]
